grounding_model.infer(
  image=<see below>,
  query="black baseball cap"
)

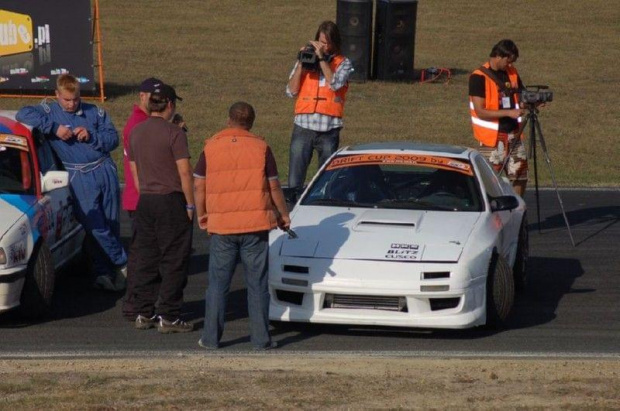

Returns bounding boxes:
[139,77,163,93]
[152,84,183,103]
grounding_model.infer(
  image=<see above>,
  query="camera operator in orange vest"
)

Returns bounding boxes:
[193,102,290,350]
[286,20,353,202]
[469,39,527,197]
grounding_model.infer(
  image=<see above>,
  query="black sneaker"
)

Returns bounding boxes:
[135,314,157,330]
[157,317,194,334]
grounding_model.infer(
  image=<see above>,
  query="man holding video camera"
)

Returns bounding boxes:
[469,39,527,196]
[286,20,352,202]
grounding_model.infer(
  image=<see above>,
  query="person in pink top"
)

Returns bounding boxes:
[121,77,162,320]
[122,78,163,212]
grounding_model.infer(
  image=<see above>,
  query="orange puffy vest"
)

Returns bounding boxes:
[294,54,348,118]
[469,63,521,147]
[203,128,277,235]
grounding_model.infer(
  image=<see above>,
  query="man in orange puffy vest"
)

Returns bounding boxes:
[193,102,291,350]
[286,20,352,202]
[469,39,527,196]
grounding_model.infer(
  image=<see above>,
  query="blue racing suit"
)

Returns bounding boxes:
[16,100,128,278]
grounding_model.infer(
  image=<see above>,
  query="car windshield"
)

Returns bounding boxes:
[301,153,483,211]
[0,141,34,195]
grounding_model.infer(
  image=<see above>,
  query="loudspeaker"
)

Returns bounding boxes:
[337,0,373,82]
[373,0,418,81]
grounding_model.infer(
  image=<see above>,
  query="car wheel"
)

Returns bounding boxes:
[20,242,55,318]
[485,252,515,328]
[513,214,529,294]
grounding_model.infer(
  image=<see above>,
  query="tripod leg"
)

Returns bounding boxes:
[529,114,542,234]
[533,119,576,247]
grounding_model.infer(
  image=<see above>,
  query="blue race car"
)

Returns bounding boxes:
[0,110,85,317]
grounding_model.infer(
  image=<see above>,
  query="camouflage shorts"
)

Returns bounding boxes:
[479,132,529,181]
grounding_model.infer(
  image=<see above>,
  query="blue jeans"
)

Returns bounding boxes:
[202,232,272,349]
[288,124,341,199]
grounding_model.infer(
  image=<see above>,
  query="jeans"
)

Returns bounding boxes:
[202,231,272,349]
[288,124,340,199]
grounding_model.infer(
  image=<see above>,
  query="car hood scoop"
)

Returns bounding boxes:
[280,207,480,262]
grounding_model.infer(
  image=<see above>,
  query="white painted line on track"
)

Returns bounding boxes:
[1,350,619,360]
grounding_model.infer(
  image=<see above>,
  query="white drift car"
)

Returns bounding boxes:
[269,142,528,329]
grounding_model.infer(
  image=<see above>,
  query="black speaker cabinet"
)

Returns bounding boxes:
[337,0,373,82]
[373,0,418,81]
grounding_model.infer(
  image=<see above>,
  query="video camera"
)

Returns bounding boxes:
[520,85,553,106]
[298,44,320,71]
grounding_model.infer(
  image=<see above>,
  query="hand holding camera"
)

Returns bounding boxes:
[297,41,328,71]
[172,113,188,132]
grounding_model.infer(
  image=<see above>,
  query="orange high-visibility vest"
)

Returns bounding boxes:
[203,128,277,235]
[469,63,521,147]
[294,55,348,118]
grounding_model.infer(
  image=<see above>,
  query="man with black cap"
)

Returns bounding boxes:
[127,84,195,333]
[121,77,162,316]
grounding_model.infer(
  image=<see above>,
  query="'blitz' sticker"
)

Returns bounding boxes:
[385,243,420,260]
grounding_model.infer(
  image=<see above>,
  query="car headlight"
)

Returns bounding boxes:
[0,247,6,265]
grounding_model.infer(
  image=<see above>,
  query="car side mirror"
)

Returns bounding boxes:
[490,195,519,212]
[41,170,69,193]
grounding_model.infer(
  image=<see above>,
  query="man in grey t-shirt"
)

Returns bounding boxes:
[127,84,195,334]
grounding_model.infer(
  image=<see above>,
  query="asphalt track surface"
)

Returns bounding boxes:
[1,189,619,358]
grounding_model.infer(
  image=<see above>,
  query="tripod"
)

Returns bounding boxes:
[502,105,575,246]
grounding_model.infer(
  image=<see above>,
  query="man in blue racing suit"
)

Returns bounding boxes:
[16,74,127,291]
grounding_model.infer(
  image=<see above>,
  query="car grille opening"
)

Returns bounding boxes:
[429,297,460,311]
[275,289,304,306]
[423,271,451,279]
[283,265,309,274]
[323,294,408,312]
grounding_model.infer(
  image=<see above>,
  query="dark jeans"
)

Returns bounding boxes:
[201,231,272,349]
[132,192,192,321]
[288,124,340,200]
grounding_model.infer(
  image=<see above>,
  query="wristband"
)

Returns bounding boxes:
[186,204,196,210]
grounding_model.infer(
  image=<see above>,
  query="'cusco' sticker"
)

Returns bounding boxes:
[326,154,473,176]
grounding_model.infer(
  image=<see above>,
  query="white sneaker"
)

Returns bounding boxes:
[114,265,127,291]
[93,275,116,292]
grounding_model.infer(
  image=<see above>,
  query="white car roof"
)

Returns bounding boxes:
[0,110,33,132]
[339,142,474,161]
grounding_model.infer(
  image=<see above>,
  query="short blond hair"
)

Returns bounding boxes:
[56,74,80,94]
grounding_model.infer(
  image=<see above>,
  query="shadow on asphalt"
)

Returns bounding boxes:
[0,272,124,328]
[527,205,619,246]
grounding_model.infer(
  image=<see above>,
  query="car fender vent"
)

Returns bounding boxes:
[276,289,304,306]
[429,297,460,311]
[423,271,451,279]
[283,265,309,274]
[358,221,415,227]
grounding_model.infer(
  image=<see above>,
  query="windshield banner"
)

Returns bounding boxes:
[0,1,94,94]
[326,154,473,176]
[0,133,28,151]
